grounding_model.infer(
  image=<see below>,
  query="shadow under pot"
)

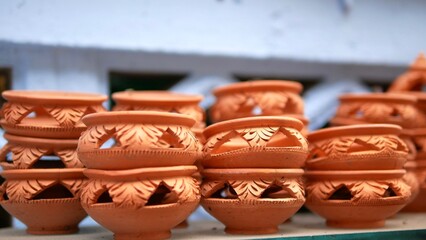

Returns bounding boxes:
[210,80,304,123]
[203,116,308,169]
[0,90,107,139]
[307,124,408,170]
[201,168,305,235]
[304,170,410,228]
[77,111,202,170]
[80,166,200,240]
[0,133,83,170]
[0,169,87,234]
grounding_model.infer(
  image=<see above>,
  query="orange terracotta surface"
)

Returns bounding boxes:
[0,90,107,139]
[203,116,308,168]
[112,91,205,141]
[402,160,426,212]
[0,133,83,170]
[388,53,426,92]
[0,169,87,234]
[307,124,408,170]
[305,170,410,228]
[78,111,202,170]
[201,168,305,234]
[210,80,304,123]
[80,166,200,240]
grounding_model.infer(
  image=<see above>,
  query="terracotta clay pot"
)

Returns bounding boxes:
[112,91,205,141]
[0,90,107,139]
[210,80,304,123]
[78,111,201,170]
[388,53,426,92]
[80,166,200,240]
[0,133,83,170]
[305,170,410,228]
[201,168,305,234]
[331,93,424,129]
[402,160,426,212]
[307,124,408,170]
[0,169,87,234]
[203,116,308,169]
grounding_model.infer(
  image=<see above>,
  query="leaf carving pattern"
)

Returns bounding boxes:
[5,180,56,201]
[62,179,87,197]
[45,106,88,127]
[2,103,33,124]
[56,149,84,168]
[11,146,48,168]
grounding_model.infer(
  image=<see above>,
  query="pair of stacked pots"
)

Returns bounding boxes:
[0,90,107,234]
[200,80,309,235]
[77,110,202,240]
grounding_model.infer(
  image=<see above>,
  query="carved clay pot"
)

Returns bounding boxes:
[305,170,410,228]
[80,166,200,240]
[0,169,87,234]
[210,80,304,123]
[201,168,305,234]
[203,116,308,169]
[112,91,205,141]
[307,124,408,170]
[403,160,426,212]
[0,133,83,170]
[78,111,201,170]
[0,90,107,139]
[388,53,426,92]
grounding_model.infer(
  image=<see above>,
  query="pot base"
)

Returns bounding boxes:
[114,231,171,240]
[225,227,278,235]
[27,225,79,235]
[326,220,385,229]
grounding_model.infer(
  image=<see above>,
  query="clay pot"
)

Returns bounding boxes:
[305,170,411,228]
[201,168,305,234]
[0,169,87,234]
[0,133,83,170]
[112,91,205,141]
[203,116,308,169]
[80,166,200,240]
[307,124,408,170]
[402,160,426,211]
[0,90,107,139]
[331,93,424,129]
[388,53,426,92]
[78,111,201,170]
[210,80,304,123]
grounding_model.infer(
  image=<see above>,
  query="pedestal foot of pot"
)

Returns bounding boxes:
[114,231,171,240]
[326,220,385,229]
[174,219,188,228]
[225,227,278,235]
[26,225,79,235]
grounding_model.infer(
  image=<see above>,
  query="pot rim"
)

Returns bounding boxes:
[305,169,405,179]
[213,80,302,96]
[339,93,417,103]
[203,116,303,139]
[84,166,197,179]
[112,90,203,104]
[391,91,426,102]
[4,133,78,146]
[1,168,85,180]
[2,90,107,105]
[82,111,196,127]
[202,168,304,179]
[308,124,402,142]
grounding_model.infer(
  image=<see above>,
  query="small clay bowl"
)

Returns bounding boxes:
[78,111,201,170]
[112,91,206,141]
[0,168,87,234]
[201,168,305,234]
[331,93,422,129]
[1,90,107,139]
[210,80,304,123]
[305,170,410,228]
[0,133,83,170]
[203,116,308,168]
[307,124,408,170]
[81,166,200,240]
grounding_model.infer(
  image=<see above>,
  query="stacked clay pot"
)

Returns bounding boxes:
[77,111,202,240]
[0,90,107,234]
[306,124,411,228]
[202,116,308,234]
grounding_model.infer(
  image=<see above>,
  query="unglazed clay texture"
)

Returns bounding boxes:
[388,53,426,92]
[203,117,308,168]
[210,81,304,122]
[307,125,408,170]
[0,134,83,169]
[201,169,305,234]
[78,111,201,169]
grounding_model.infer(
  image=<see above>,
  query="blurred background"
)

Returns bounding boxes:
[0,0,426,228]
